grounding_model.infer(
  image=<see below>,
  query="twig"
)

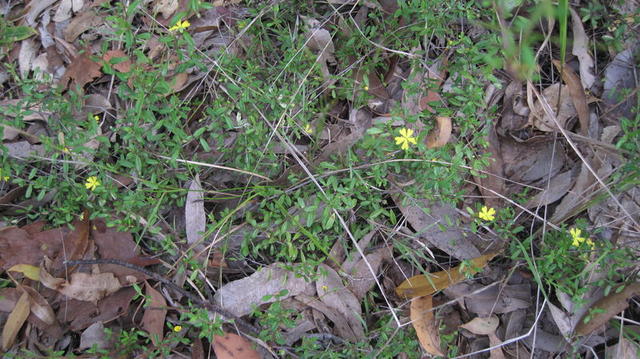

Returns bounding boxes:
[64,258,259,336]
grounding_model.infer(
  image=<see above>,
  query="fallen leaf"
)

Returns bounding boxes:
[605,337,639,359]
[0,227,59,271]
[102,50,132,73]
[8,264,40,281]
[444,283,531,316]
[18,38,37,78]
[524,170,575,208]
[528,83,577,132]
[25,0,58,25]
[553,60,589,136]
[296,294,359,341]
[65,288,136,331]
[213,263,315,317]
[40,270,122,303]
[603,43,639,120]
[153,0,179,19]
[501,136,566,184]
[410,295,444,356]
[185,174,206,247]
[303,16,336,81]
[345,248,390,300]
[169,72,189,94]
[20,286,56,326]
[79,322,110,350]
[317,264,364,339]
[460,315,499,335]
[212,332,260,359]
[576,283,640,336]
[426,116,452,148]
[1,291,30,350]
[59,51,102,90]
[393,197,482,260]
[53,0,74,22]
[63,10,103,42]
[142,282,167,345]
[396,252,498,298]
[569,8,595,90]
[83,94,113,114]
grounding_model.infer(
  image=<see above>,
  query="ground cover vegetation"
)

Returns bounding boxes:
[0,0,639,357]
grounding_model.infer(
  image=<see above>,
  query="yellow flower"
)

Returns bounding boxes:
[62,147,71,154]
[394,128,417,150]
[173,325,182,332]
[304,124,313,134]
[169,20,190,32]
[478,206,495,221]
[0,169,8,181]
[94,115,100,123]
[85,176,100,191]
[570,227,594,248]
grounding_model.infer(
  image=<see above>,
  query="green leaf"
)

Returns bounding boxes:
[0,24,37,46]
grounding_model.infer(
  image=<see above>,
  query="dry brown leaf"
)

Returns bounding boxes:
[426,116,452,148]
[605,337,639,359]
[460,315,499,335]
[317,264,364,339]
[212,333,260,359]
[8,264,40,281]
[79,322,110,351]
[25,0,58,25]
[19,39,37,78]
[553,60,589,136]
[20,286,56,326]
[65,288,136,331]
[153,0,179,19]
[169,72,189,94]
[345,248,390,300]
[296,294,359,341]
[396,252,497,298]
[524,170,575,208]
[102,50,132,73]
[528,83,576,132]
[185,174,206,247]
[213,263,315,317]
[410,295,444,356]
[63,10,103,42]
[59,51,102,90]
[569,8,595,90]
[576,283,640,336]
[142,282,167,345]
[1,291,30,350]
[40,270,122,303]
[603,43,639,120]
[444,283,531,316]
[393,197,481,260]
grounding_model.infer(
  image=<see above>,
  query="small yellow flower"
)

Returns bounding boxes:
[569,227,594,248]
[173,325,182,332]
[0,169,8,181]
[169,20,190,32]
[363,85,369,91]
[394,128,417,150]
[94,115,100,123]
[62,147,71,154]
[321,285,328,292]
[85,176,100,191]
[304,124,313,134]
[478,206,495,221]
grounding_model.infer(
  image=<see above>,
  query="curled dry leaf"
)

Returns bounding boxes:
[142,282,167,345]
[1,291,30,350]
[40,269,122,303]
[212,333,260,359]
[396,252,497,298]
[569,8,595,90]
[552,60,589,136]
[20,286,56,326]
[528,83,576,132]
[410,295,444,356]
[426,116,452,148]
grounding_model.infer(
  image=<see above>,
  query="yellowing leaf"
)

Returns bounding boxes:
[396,252,497,298]
[8,264,40,281]
[410,295,444,356]
[1,291,30,350]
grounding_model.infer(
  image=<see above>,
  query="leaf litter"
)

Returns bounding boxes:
[1,0,640,357]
